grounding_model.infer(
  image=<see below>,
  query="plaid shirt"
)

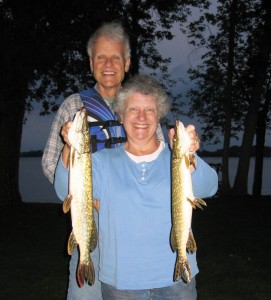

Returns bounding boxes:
[42,93,83,183]
[42,92,165,184]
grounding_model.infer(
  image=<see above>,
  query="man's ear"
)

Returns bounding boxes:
[89,58,94,72]
[125,57,131,73]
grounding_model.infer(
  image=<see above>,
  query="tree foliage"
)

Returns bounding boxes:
[186,0,271,195]
[0,0,210,205]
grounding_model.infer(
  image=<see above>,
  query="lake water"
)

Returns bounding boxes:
[204,157,271,195]
[19,157,61,204]
[19,157,271,203]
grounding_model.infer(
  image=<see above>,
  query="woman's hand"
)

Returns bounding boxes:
[186,124,200,154]
[168,123,200,153]
[168,123,200,172]
[93,199,100,212]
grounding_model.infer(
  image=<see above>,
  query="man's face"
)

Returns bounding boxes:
[90,36,130,97]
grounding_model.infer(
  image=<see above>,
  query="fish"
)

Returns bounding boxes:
[170,120,206,283]
[62,108,98,287]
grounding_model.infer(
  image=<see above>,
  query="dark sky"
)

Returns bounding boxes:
[21,26,197,152]
[20,18,271,152]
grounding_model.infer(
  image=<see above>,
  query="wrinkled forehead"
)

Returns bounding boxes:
[126,92,157,106]
[92,36,127,56]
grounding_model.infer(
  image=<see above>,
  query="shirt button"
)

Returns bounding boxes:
[141,177,145,181]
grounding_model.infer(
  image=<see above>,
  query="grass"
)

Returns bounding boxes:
[194,195,271,300]
[0,203,69,300]
[1,195,270,299]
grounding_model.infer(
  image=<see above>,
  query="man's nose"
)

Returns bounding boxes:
[105,58,113,66]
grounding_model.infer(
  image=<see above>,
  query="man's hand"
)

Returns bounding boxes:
[61,121,73,147]
[61,121,73,169]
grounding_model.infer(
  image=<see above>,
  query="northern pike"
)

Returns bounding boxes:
[171,120,206,283]
[63,108,97,287]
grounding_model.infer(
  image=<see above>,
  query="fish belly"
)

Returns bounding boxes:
[171,156,193,283]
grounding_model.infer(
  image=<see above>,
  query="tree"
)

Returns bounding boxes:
[233,0,271,194]
[187,0,252,194]
[186,0,271,195]
[0,0,121,205]
[120,0,212,124]
[0,0,210,205]
[252,77,271,195]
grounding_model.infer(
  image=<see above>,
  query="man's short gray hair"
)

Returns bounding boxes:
[87,21,131,59]
[114,74,170,119]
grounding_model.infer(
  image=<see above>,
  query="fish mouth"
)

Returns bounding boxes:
[175,120,181,133]
[80,108,87,115]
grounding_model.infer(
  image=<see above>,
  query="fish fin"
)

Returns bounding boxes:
[187,197,196,209]
[173,258,192,283]
[186,231,197,253]
[90,220,98,252]
[185,155,190,168]
[194,197,207,210]
[70,148,75,168]
[63,194,72,213]
[189,153,196,169]
[67,231,78,255]
[170,228,177,252]
[77,259,95,287]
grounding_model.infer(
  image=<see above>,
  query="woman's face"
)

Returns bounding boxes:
[121,92,159,145]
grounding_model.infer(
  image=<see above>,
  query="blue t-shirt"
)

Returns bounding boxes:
[54,144,218,290]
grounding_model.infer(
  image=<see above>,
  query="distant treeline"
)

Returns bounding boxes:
[199,146,271,157]
[20,150,43,157]
[20,146,271,158]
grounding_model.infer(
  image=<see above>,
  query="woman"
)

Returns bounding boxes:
[55,74,218,300]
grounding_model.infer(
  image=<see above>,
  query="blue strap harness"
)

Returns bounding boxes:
[80,88,126,152]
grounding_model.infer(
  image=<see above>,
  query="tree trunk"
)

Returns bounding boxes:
[220,0,238,195]
[220,127,232,194]
[233,0,271,195]
[0,96,25,205]
[127,0,141,76]
[253,118,265,196]
[253,87,271,195]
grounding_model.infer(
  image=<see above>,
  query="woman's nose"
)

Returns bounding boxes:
[138,110,146,120]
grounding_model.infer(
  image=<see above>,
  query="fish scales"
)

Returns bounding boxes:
[63,108,97,287]
[171,120,206,283]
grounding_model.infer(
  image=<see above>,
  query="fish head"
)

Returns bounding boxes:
[173,120,191,158]
[68,108,91,154]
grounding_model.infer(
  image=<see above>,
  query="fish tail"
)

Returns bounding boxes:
[77,258,95,287]
[173,258,192,283]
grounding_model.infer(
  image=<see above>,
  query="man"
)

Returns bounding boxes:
[43,22,131,184]
[42,22,164,300]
